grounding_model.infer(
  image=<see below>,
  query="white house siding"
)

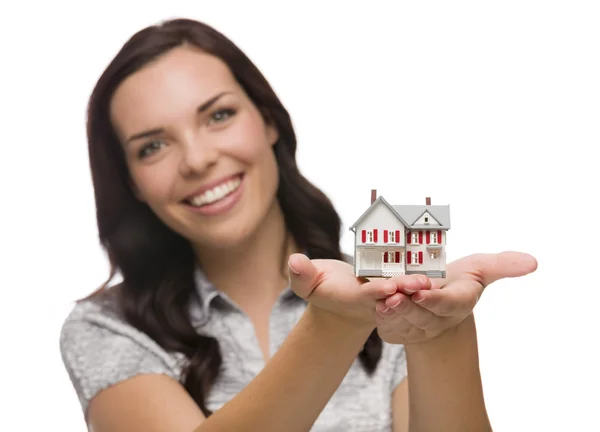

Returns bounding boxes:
[354,201,407,276]
[405,229,447,277]
[354,201,406,247]
[357,248,382,269]
[413,211,442,226]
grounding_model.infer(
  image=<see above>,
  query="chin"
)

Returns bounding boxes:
[194,225,256,250]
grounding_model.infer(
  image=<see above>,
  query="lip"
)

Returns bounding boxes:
[183,174,245,217]
[183,173,244,202]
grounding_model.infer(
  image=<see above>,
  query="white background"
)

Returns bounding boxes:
[1,1,598,431]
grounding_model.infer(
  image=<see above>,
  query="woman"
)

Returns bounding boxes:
[60,18,537,431]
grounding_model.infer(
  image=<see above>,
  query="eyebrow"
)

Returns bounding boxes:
[125,91,232,144]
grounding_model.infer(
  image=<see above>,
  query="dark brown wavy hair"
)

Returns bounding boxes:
[84,17,382,416]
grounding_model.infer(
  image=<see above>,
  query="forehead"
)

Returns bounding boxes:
[110,45,240,137]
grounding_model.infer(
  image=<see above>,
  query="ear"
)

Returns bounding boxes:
[259,108,280,146]
[267,123,280,147]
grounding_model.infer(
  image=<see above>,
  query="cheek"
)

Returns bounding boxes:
[222,113,275,165]
[130,163,178,204]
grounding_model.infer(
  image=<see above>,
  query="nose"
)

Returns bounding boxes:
[178,133,219,177]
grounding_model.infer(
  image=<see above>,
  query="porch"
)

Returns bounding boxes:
[355,247,406,277]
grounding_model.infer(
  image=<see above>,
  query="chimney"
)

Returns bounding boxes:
[371,189,377,204]
[425,197,431,205]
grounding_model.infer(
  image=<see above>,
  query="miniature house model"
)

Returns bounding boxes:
[349,190,450,278]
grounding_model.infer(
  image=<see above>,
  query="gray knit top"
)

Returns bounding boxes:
[60,266,407,431]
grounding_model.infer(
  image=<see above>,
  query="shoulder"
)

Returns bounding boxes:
[59,290,185,416]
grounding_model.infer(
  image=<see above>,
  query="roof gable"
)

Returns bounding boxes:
[349,196,410,231]
[393,205,451,229]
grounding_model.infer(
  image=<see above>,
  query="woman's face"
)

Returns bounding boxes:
[110,45,280,250]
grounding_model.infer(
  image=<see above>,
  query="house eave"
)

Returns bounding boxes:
[409,224,451,230]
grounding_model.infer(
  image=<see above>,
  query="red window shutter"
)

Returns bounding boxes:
[419,231,423,244]
[362,230,366,242]
[407,232,412,244]
[374,229,378,242]
[426,230,430,244]
[383,252,388,263]
[407,251,412,264]
[396,230,400,243]
[419,251,423,264]
[384,230,388,243]
[395,251,400,262]
[438,230,442,243]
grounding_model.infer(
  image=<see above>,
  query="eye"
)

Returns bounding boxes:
[137,139,165,159]
[208,108,236,125]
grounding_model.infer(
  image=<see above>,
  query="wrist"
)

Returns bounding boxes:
[305,304,375,341]
[405,313,476,356]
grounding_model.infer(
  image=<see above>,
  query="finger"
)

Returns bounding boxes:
[376,296,414,333]
[451,251,538,288]
[375,299,419,336]
[288,253,321,299]
[360,279,399,309]
[374,280,398,299]
[370,274,431,300]
[411,279,479,316]
[388,274,432,295]
[376,294,446,331]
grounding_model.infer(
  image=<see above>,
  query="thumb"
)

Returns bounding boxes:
[477,251,538,287]
[452,251,538,288]
[288,253,320,300]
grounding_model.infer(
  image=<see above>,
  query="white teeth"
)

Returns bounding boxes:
[189,177,241,207]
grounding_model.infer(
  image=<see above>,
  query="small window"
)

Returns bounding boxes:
[431,232,437,243]
[409,251,420,265]
[424,217,429,223]
[389,231,396,242]
[430,252,437,260]
[388,252,396,263]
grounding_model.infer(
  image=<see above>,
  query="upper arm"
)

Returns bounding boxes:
[87,374,205,432]
[60,305,205,432]
[392,377,409,432]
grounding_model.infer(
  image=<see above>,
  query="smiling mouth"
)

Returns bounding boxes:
[183,175,243,207]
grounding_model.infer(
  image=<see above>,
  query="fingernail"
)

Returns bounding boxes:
[288,261,300,275]
[384,282,396,294]
[414,297,425,303]
[390,298,403,308]
[378,302,393,314]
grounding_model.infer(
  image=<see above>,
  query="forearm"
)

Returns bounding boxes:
[405,313,492,432]
[197,304,373,432]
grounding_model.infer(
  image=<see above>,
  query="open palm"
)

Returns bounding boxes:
[374,251,538,344]
[288,253,395,325]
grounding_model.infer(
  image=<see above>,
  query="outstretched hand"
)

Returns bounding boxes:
[374,251,538,344]
[288,254,395,327]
